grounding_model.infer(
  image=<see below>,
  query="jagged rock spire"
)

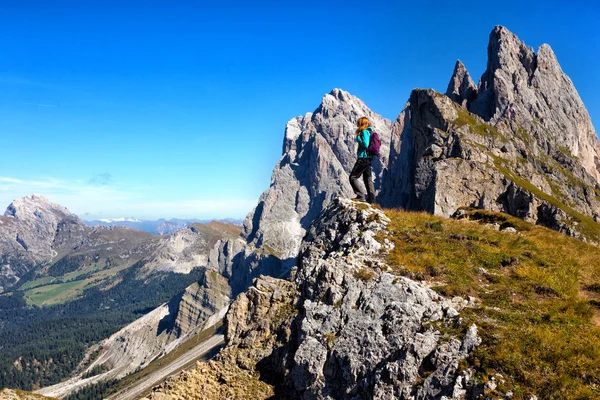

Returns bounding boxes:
[445,60,477,107]
[455,25,600,182]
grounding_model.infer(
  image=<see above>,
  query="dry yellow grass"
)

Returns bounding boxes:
[383,208,600,399]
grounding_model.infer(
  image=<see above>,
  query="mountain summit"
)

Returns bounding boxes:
[0,194,89,291]
[453,26,600,181]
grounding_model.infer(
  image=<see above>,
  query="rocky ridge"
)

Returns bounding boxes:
[241,89,393,263]
[381,27,600,240]
[382,87,600,239]
[146,199,483,400]
[140,25,600,400]
[201,89,394,301]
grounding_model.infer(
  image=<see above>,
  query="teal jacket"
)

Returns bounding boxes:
[356,127,373,159]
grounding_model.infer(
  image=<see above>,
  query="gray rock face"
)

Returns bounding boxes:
[468,26,600,182]
[215,199,481,400]
[208,237,281,296]
[284,198,479,399]
[382,88,600,238]
[242,89,392,262]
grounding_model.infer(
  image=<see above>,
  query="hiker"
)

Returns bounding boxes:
[349,117,377,203]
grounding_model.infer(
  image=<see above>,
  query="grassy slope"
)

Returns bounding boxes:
[22,262,134,307]
[16,228,158,307]
[453,103,600,242]
[383,208,600,399]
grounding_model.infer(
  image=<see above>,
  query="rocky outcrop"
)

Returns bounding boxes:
[139,222,241,276]
[382,88,600,238]
[380,26,600,240]
[200,88,394,315]
[148,199,482,399]
[142,275,297,400]
[242,89,392,264]
[0,389,56,400]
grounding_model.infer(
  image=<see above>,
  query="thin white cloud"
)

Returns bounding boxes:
[0,176,255,220]
[0,176,68,189]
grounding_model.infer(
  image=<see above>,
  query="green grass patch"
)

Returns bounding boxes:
[261,244,282,259]
[515,126,530,144]
[384,209,600,398]
[20,262,133,307]
[354,267,375,281]
[13,390,58,399]
[24,279,91,307]
[454,108,505,140]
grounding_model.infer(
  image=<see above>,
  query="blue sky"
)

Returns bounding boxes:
[0,0,598,219]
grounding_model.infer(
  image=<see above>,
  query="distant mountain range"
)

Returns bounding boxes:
[83,217,243,235]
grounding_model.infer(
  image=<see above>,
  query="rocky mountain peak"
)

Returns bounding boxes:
[456,25,600,182]
[0,195,89,292]
[445,60,477,107]
[4,194,79,223]
[485,25,536,75]
[242,88,392,261]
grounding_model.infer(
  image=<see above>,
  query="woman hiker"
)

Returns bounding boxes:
[349,117,375,204]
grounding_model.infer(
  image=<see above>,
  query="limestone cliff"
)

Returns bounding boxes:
[205,89,393,298]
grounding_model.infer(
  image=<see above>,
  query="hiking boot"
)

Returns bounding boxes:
[352,195,366,202]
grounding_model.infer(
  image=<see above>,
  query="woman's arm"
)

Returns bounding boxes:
[357,130,370,150]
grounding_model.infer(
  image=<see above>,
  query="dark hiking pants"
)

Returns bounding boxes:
[349,157,375,202]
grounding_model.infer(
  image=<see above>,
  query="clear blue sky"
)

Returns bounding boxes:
[0,0,598,219]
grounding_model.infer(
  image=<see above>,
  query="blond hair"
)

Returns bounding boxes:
[356,117,370,136]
